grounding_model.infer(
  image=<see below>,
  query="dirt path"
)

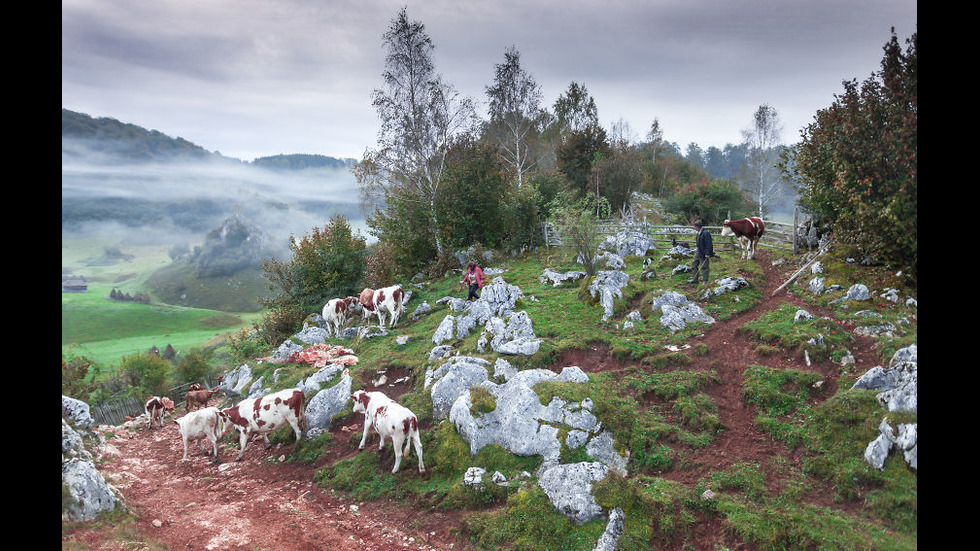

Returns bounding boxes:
[76,412,467,551]
[65,250,882,550]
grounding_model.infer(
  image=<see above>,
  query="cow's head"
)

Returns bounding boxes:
[161,397,176,411]
[720,220,734,237]
[351,390,370,414]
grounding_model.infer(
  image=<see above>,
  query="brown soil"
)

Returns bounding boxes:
[64,249,883,550]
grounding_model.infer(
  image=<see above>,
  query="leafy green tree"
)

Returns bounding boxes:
[784,28,917,282]
[259,214,367,334]
[120,352,170,398]
[548,192,609,276]
[552,82,599,135]
[175,350,210,384]
[435,137,510,250]
[556,125,611,199]
[663,178,753,225]
[358,7,478,256]
[595,146,644,216]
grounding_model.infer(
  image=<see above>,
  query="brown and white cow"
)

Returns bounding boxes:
[174,406,225,464]
[185,389,220,411]
[359,285,407,329]
[144,396,175,429]
[721,217,766,260]
[322,296,361,337]
[351,389,425,474]
[219,388,306,462]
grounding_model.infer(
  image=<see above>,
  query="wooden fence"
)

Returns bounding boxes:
[89,376,223,427]
[542,219,800,253]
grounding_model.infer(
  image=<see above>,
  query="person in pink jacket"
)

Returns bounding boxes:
[461,260,485,301]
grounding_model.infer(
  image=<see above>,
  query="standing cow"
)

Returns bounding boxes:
[174,406,225,464]
[144,396,175,429]
[219,389,306,462]
[359,285,407,329]
[351,389,425,474]
[322,296,361,337]
[721,217,766,260]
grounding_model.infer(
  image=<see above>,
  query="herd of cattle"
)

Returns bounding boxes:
[140,221,766,475]
[142,283,422,474]
[145,382,424,473]
[323,284,408,338]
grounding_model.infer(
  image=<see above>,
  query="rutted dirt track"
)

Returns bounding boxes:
[65,250,882,550]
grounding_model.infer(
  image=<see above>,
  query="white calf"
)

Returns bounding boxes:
[174,407,225,464]
[351,390,424,474]
[219,388,306,462]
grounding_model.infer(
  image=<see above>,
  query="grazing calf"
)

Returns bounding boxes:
[174,407,225,464]
[351,390,424,474]
[144,396,175,429]
[322,296,361,337]
[372,284,407,329]
[219,389,306,462]
[185,389,220,411]
[721,217,766,260]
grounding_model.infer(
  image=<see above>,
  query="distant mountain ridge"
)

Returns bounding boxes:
[61,109,356,167]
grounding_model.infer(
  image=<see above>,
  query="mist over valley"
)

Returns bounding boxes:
[62,109,369,312]
[62,109,368,255]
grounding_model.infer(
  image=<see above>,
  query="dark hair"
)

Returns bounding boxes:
[468,260,476,268]
[693,220,704,228]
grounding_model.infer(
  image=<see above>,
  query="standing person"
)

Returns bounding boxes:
[461,260,485,301]
[688,220,715,284]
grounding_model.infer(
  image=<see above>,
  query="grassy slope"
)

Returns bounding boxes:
[63,232,917,550]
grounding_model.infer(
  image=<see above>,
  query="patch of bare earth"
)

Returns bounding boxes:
[65,250,879,550]
[66,374,469,551]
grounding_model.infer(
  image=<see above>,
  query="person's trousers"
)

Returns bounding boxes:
[467,284,480,300]
[691,256,710,283]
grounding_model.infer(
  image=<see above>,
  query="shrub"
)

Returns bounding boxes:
[119,352,170,398]
[259,214,367,334]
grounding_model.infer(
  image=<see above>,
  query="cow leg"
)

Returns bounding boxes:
[358,416,372,450]
[412,430,425,474]
[210,437,221,464]
[182,438,190,461]
[391,432,405,473]
[236,430,249,461]
[289,419,303,442]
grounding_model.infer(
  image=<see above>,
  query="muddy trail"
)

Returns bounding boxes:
[64,249,882,550]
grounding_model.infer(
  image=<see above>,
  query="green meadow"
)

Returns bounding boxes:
[61,236,257,371]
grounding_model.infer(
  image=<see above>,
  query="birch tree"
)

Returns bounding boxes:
[485,45,544,188]
[740,103,783,218]
[357,7,477,255]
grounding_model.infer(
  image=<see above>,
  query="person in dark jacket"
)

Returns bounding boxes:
[461,260,485,301]
[688,220,715,284]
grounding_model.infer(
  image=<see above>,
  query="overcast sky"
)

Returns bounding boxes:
[62,0,916,163]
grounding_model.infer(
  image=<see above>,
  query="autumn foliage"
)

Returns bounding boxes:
[786,28,917,282]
